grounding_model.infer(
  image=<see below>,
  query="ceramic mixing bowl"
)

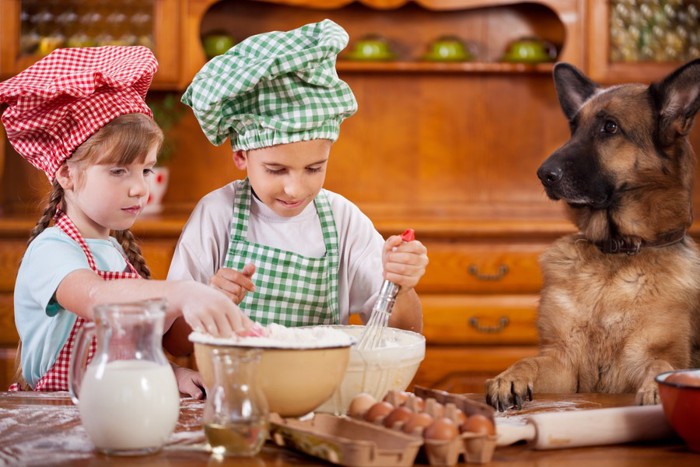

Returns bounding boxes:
[502,37,556,63]
[345,35,396,61]
[423,36,472,61]
[656,369,700,452]
[191,327,354,417]
[314,325,426,415]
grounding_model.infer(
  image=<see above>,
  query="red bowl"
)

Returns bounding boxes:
[655,369,700,452]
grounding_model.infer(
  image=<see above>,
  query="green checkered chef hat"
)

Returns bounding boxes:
[182,19,358,151]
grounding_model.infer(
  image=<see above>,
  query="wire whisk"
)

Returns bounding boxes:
[356,229,415,351]
[356,280,400,350]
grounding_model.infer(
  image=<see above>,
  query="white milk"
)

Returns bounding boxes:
[78,359,180,454]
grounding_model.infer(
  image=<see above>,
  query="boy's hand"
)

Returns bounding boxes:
[209,263,256,304]
[382,234,428,291]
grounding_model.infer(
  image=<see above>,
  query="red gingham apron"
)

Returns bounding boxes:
[9,211,141,391]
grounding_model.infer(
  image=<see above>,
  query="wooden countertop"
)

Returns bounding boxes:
[0,391,696,466]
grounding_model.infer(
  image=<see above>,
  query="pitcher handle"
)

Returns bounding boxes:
[68,322,95,405]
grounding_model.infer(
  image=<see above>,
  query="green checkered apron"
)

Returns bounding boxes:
[224,179,340,326]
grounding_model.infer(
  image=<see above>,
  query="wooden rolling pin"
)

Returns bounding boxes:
[495,405,676,450]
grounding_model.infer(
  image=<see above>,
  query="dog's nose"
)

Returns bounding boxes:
[537,166,563,186]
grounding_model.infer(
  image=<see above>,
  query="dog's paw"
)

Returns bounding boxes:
[635,384,661,405]
[485,375,533,412]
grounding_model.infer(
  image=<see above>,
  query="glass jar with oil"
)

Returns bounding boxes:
[202,347,268,457]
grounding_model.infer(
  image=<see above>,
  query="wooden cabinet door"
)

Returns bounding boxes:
[587,0,699,83]
[0,0,180,88]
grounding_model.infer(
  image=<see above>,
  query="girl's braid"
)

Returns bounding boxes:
[27,182,63,246]
[113,229,151,279]
[13,182,64,390]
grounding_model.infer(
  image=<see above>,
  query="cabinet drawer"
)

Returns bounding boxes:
[422,294,539,345]
[411,345,539,394]
[419,242,546,293]
[0,294,18,345]
[0,241,25,292]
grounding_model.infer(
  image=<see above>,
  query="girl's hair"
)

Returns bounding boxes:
[27,113,164,279]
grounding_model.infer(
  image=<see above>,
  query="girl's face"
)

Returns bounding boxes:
[58,144,159,238]
[234,139,331,217]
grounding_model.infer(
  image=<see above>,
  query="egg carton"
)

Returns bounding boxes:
[269,412,422,466]
[269,388,497,466]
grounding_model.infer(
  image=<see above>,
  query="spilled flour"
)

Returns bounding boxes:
[0,394,208,466]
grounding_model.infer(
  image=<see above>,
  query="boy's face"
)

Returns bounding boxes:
[234,139,332,217]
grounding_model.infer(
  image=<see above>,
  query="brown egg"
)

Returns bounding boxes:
[423,398,445,418]
[423,417,460,441]
[364,401,394,424]
[403,395,425,412]
[444,403,467,425]
[461,414,496,436]
[347,393,377,419]
[666,371,700,387]
[383,406,414,429]
[402,411,434,435]
[383,390,410,406]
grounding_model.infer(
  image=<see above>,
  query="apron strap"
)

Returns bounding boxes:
[54,209,141,278]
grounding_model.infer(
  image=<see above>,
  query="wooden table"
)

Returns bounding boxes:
[0,391,697,466]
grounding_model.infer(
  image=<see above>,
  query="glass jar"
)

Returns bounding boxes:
[202,347,269,457]
[68,299,180,456]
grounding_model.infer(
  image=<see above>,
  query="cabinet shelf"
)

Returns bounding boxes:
[337,60,554,73]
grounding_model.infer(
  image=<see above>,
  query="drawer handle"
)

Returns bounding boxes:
[468,316,509,334]
[467,264,509,281]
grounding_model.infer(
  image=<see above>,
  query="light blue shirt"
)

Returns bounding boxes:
[14,227,130,387]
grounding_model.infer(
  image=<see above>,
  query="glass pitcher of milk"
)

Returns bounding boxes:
[69,299,180,456]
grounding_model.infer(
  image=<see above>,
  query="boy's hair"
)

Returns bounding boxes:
[27,113,164,279]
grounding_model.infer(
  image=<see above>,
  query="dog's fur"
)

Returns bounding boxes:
[485,60,700,410]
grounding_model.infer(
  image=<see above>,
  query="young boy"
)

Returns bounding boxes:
[168,20,428,331]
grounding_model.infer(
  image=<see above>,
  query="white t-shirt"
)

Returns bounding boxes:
[14,227,131,387]
[167,183,385,324]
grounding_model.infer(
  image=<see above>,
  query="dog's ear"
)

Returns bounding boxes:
[553,63,599,121]
[651,58,700,146]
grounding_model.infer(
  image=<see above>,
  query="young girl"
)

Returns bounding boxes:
[0,46,253,397]
[168,20,428,331]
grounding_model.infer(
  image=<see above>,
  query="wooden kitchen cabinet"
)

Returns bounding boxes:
[0,0,181,88]
[588,0,700,83]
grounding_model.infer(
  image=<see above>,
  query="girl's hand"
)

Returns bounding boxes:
[172,363,206,399]
[382,234,429,291]
[174,281,254,338]
[209,263,256,304]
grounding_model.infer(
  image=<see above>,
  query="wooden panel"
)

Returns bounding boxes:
[140,240,177,280]
[0,294,18,345]
[422,294,539,345]
[417,241,546,293]
[0,241,24,292]
[0,346,17,391]
[410,344,539,393]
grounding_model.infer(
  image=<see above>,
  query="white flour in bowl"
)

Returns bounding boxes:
[189,323,355,349]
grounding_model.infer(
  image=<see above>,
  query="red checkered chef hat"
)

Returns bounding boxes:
[0,46,158,181]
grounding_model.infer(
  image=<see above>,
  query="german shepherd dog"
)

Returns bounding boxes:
[485,60,700,411]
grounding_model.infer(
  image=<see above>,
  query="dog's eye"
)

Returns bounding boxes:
[602,120,618,134]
